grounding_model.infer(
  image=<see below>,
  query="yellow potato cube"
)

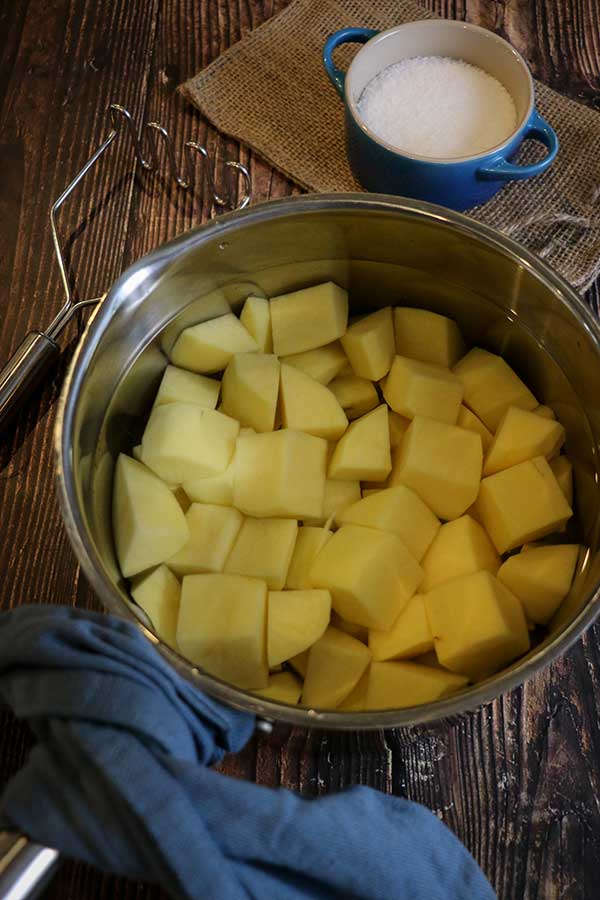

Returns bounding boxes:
[369,594,433,661]
[154,365,220,409]
[302,627,371,708]
[483,406,565,476]
[340,661,468,710]
[253,671,302,705]
[383,356,464,424]
[141,403,239,484]
[288,650,309,678]
[456,405,493,453]
[550,455,573,507]
[113,455,189,577]
[183,427,254,506]
[394,308,465,368]
[420,515,500,591]
[453,348,537,431]
[130,564,180,647]
[328,375,379,420]
[170,313,258,374]
[225,516,298,590]
[338,485,440,562]
[303,479,362,526]
[286,526,332,589]
[476,456,573,553]
[535,404,556,420]
[270,282,348,356]
[239,295,272,353]
[424,570,530,678]
[267,589,332,666]
[167,503,243,576]
[330,612,369,643]
[340,307,395,381]
[389,411,410,449]
[309,523,423,630]
[328,405,391,482]
[497,544,580,624]
[177,573,268,689]
[392,416,483,520]
[282,341,348,385]
[220,353,279,432]
[233,429,327,519]
[279,363,348,440]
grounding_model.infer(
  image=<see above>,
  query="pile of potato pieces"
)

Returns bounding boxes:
[113,281,581,712]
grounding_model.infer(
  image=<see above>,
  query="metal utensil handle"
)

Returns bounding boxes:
[0,102,252,431]
[0,333,60,430]
[0,831,59,900]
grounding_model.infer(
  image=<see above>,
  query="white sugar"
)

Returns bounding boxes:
[357,57,517,159]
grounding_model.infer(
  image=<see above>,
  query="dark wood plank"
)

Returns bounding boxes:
[1,1,600,899]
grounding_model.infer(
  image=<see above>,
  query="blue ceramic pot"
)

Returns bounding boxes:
[323,20,559,211]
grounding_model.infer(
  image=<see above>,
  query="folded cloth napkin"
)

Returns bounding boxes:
[0,606,496,899]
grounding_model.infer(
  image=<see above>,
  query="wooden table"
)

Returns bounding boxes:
[1,1,599,897]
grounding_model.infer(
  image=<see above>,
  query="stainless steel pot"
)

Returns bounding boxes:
[55,192,600,729]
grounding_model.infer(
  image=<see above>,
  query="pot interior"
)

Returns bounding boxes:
[62,197,600,728]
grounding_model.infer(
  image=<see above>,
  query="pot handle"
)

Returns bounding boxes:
[0,333,61,431]
[0,831,59,900]
[323,28,378,98]
[477,110,559,181]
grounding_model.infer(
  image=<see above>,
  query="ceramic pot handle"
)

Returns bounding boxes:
[478,110,559,181]
[322,27,378,98]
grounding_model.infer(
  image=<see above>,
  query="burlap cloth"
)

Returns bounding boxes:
[181,0,600,291]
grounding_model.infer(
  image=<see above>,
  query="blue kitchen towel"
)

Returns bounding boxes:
[0,605,496,900]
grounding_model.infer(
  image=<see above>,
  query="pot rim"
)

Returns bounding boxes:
[55,192,600,730]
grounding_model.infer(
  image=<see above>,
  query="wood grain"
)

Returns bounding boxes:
[0,1,599,898]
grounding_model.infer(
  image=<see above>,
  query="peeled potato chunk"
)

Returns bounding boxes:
[309,523,423,630]
[340,307,395,381]
[328,375,379,420]
[270,282,348,356]
[392,416,483,520]
[456,405,493,453]
[286,526,332,589]
[453,348,537,431]
[267,588,332,666]
[253,671,302,704]
[130,564,181,647]
[388,411,410,449]
[369,594,433,661]
[483,405,565,476]
[550,455,573,506]
[279,363,348,440]
[239,295,273,353]
[330,612,368,643]
[420,514,500,591]
[328,405,391,482]
[303,479,361,526]
[288,650,310,678]
[177,573,268,689]
[154,365,220,409]
[113,455,189,577]
[282,341,348,385]
[167,503,243,576]
[424,570,530,679]
[476,456,572,554]
[497,544,580,624]
[383,355,464,425]
[220,353,279,433]
[338,485,440,562]
[141,403,239,484]
[225,517,298,590]
[170,313,258,374]
[340,661,468,711]
[183,427,254,506]
[302,627,371,708]
[394,308,465,368]
[234,429,327,519]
